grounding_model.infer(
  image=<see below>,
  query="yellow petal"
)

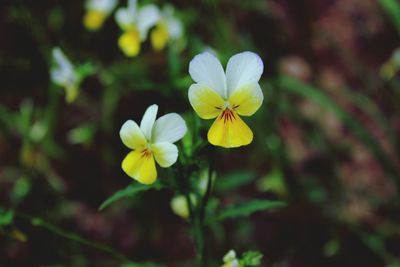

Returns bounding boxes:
[151,23,169,51]
[207,109,253,148]
[121,149,157,184]
[83,10,106,31]
[228,83,263,116]
[118,30,141,57]
[188,84,225,119]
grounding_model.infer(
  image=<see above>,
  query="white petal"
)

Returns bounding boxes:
[86,0,117,14]
[115,0,137,30]
[167,17,183,40]
[226,51,264,96]
[151,142,178,167]
[119,120,147,149]
[137,5,160,40]
[115,8,135,30]
[162,4,182,39]
[152,113,187,143]
[52,48,73,70]
[223,250,237,262]
[51,48,77,86]
[127,0,137,11]
[140,104,158,141]
[189,52,227,98]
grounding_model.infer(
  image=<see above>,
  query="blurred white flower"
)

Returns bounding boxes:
[150,4,184,51]
[115,0,160,57]
[222,250,240,267]
[50,48,79,103]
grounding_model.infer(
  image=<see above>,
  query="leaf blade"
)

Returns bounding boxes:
[99,181,161,211]
[212,199,286,222]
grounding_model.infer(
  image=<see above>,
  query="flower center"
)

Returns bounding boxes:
[220,108,236,124]
[140,148,152,158]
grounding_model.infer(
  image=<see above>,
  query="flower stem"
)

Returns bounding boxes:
[192,161,214,267]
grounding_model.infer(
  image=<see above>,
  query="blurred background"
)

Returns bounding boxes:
[1,0,400,266]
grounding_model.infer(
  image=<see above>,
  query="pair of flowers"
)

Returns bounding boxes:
[83,0,183,57]
[121,51,264,184]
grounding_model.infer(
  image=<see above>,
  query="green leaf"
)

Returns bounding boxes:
[215,171,257,192]
[212,199,286,222]
[67,123,96,145]
[0,208,14,226]
[240,251,264,266]
[380,0,400,34]
[99,181,162,211]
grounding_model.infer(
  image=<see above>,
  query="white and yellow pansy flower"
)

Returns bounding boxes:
[115,0,160,57]
[50,47,79,103]
[83,0,118,31]
[222,250,240,267]
[188,51,264,148]
[150,4,183,51]
[120,104,187,184]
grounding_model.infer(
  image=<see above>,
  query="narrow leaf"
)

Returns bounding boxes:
[213,199,286,222]
[215,171,257,192]
[99,181,161,211]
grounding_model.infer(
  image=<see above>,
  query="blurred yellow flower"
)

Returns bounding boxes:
[222,250,240,267]
[50,48,79,103]
[150,5,183,51]
[83,0,117,31]
[115,0,160,57]
[188,51,264,148]
[120,105,187,184]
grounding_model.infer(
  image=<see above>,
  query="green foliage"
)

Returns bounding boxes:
[0,208,14,226]
[211,199,286,223]
[380,0,400,34]
[99,181,163,211]
[256,168,287,196]
[67,123,96,145]
[240,251,263,266]
[323,239,340,257]
[214,171,257,192]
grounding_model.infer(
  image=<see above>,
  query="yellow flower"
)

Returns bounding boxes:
[120,105,187,184]
[150,5,183,51]
[222,250,240,267]
[83,0,117,31]
[50,48,79,103]
[188,51,264,148]
[115,0,160,57]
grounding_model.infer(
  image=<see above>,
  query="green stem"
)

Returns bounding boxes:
[16,212,132,263]
[195,161,214,267]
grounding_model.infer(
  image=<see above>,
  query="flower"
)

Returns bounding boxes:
[120,104,187,184]
[83,0,117,31]
[150,4,183,51]
[222,250,240,267]
[50,48,79,103]
[188,51,264,148]
[115,0,160,57]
